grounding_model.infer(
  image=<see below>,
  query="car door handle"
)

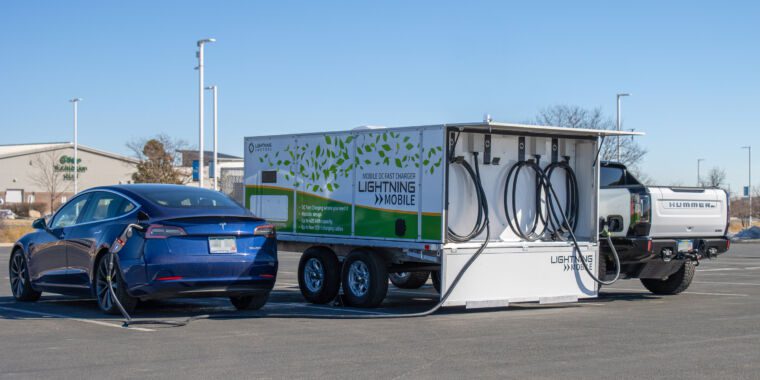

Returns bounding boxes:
[93,230,102,235]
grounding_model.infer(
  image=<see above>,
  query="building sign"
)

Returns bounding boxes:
[54,155,87,181]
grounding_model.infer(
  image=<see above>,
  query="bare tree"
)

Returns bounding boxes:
[128,135,190,184]
[28,150,72,213]
[534,105,647,168]
[703,167,727,188]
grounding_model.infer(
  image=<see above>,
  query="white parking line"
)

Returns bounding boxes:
[389,289,438,297]
[272,302,389,315]
[699,268,741,272]
[605,288,748,297]
[694,281,760,287]
[0,305,155,332]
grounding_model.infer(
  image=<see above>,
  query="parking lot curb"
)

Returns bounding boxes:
[0,243,13,247]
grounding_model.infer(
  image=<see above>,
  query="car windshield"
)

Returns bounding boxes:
[140,188,241,209]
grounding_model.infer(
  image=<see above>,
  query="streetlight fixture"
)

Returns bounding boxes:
[742,146,752,226]
[616,93,631,162]
[205,85,218,191]
[69,98,82,194]
[697,158,705,186]
[197,38,216,188]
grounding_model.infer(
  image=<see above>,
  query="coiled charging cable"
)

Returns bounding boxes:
[503,156,548,241]
[544,159,579,237]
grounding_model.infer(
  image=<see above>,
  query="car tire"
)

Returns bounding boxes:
[389,271,430,289]
[230,293,269,311]
[640,260,696,295]
[298,247,341,304]
[9,250,41,302]
[431,270,441,294]
[341,250,388,308]
[95,253,137,315]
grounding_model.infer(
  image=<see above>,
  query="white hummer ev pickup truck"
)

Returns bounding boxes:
[599,162,730,294]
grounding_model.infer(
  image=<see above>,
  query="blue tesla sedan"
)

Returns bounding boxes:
[8,184,278,314]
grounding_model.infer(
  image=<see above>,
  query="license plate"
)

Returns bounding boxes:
[209,237,237,254]
[677,240,693,253]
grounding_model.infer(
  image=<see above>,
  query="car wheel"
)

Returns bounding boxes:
[230,293,269,311]
[640,260,696,295]
[298,248,341,304]
[341,250,388,308]
[431,270,441,294]
[389,271,430,289]
[95,253,137,315]
[9,250,41,302]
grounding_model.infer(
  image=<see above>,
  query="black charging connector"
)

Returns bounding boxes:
[483,134,492,165]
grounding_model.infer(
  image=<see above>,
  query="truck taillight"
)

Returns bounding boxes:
[254,224,276,238]
[631,193,651,224]
[145,225,187,239]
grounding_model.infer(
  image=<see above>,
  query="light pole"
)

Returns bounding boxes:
[69,98,82,194]
[616,93,631,162]
[197,38,215,188]
[205,85,218,191]
[697,158,705,186]
[743,146,752,226]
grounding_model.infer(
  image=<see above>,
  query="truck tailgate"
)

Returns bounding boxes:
[649,187,727,238]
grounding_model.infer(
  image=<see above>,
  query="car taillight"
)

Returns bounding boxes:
[145,225,187,239]
[254,224,276,238]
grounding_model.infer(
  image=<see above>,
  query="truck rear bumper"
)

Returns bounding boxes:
[602,236,730,264]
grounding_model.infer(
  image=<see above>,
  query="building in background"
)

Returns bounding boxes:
[176,150,244,203]
[0,142,137,213]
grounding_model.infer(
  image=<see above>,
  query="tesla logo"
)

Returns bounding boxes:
[219,223,227,230]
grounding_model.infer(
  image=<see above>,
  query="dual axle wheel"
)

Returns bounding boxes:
[298,248,388,308]
[298,248,440,308]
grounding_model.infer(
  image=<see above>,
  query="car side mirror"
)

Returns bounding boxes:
[32,218,47,230]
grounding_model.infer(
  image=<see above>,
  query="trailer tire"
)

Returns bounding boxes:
[341,250,388,308]
[298,247,341,304]
[389,271,430,289]
[640,260,696,295]
[431,270,441,293]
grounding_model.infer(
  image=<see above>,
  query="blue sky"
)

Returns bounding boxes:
[1,1,758,193]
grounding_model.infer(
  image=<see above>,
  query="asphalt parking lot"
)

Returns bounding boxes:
[1,244,759,379]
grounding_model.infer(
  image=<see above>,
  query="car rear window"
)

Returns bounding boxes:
[141,188,241,209]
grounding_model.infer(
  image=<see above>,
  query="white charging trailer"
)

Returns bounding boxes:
[244,122,639,308]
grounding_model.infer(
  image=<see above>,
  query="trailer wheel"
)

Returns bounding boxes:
[298,247,341,304]
[431,270,441,293]
[389,271,430,289]
[640,260,696,295]
[341,250,388,308]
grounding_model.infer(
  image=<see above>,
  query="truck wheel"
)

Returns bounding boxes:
[431,270,441,293]
[640,260,696,295]
[598,253,607,288]
[389,271,430,289]
[341,250,388,308]
[298,247,341,304]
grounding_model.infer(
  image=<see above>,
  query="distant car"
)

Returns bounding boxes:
[9,184,277,314]
[0,209,17,220]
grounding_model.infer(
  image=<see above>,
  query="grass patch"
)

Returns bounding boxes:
[0,221,33,243]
